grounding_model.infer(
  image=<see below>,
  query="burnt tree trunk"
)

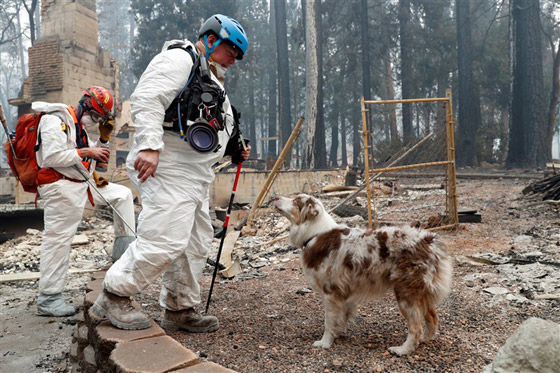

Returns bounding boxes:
[399,0,414,143]
[304,0,326,169]
[506,0,548,168]
[274,0,292,162]
[268,1,278,158]
[456,0,481,167]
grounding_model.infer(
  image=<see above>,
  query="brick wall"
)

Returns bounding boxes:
[27,37,63,98]
[42,0,97,50]
[12,0,116,118]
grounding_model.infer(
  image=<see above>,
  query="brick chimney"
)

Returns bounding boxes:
[9,0,117,116]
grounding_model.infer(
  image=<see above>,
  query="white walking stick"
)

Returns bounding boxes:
[73,165,136,236]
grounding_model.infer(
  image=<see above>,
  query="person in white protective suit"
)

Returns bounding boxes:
[35,87,136,317]
[92,14,251,332]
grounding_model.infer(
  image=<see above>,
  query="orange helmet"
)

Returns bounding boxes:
[82,86,113,116]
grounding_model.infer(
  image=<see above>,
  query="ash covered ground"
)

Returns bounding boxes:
[1,171,559,372]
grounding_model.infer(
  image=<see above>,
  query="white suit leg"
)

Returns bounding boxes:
[93,182,136,237]
[159,189,213,310]
[103,171,204,297]
[38,180,88,294]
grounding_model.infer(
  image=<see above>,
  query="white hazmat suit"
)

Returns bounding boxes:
[34,102,136,315]
[103,40,235,311]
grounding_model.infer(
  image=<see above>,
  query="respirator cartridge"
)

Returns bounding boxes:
[186,91,225,153]
[164,53,226,153]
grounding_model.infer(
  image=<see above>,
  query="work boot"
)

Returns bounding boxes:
[91,290,151,330]
[161,308,219,333]
[112,236,135,262]
[36,293,77,317]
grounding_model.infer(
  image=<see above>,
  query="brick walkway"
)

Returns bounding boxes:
[71,267,236,373]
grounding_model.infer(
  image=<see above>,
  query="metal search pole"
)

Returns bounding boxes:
[73,165,136,236]
[205,160,243,314]
[0,105,17,158]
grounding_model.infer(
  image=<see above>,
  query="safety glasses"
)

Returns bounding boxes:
[89,110,106,124]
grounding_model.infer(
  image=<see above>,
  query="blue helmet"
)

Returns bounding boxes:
[199,14,248,60]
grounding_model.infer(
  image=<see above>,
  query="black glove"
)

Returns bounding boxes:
[225,105,248,164]
[226,137,249,165]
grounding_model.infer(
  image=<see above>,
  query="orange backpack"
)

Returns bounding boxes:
[4,112,47,193]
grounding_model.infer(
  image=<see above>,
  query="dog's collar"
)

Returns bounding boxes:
[303,235,318,248]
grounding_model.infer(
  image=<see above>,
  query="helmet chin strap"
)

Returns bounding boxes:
[77,99,88,122]
[204,34,222,57]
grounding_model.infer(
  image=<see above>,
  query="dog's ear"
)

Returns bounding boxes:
[301,199,319,223]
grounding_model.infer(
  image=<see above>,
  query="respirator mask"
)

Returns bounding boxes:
[80,114,96,132]
[209,59,227,85]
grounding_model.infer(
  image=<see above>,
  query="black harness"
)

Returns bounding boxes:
[162,42,247,158]
[163,44,226,135]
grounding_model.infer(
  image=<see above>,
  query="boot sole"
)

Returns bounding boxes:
[36,307,77,317]
[91,303,151,330]
[160,319,219,333]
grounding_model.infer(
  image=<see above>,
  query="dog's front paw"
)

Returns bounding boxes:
[312,340,332,349]
[388,345,413,356]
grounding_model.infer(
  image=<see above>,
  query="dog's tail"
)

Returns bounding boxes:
[427,239,453,305]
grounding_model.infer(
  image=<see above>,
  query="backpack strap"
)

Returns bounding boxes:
[167,43,197,64]
[33,110,62,152]
[33,132,42,152]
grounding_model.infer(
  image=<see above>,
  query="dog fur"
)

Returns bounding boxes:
[273,194,453,355]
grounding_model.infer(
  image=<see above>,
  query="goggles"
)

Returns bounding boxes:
[88,109,107,124]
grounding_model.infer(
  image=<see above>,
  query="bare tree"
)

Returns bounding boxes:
[0,0,26,130]
[21,0,38,44]
[274,0,292,163]
[304,0,326,169]
[0,1,21,46]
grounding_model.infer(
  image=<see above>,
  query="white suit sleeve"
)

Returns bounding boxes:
[130,49,194,153]
[37,115,82,169]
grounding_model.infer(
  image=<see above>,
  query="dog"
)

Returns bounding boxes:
[273,194,452,355]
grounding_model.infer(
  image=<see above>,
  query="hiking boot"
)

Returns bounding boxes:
[91,290,151,330]
[161,308,219,333]
[37,293,77,317]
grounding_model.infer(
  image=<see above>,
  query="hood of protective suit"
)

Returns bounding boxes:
[32,102,77,148]
[161,39,197,53]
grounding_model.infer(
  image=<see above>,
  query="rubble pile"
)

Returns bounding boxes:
[458,230,560,304]
[0,217,114,276]
[206,199,367,281]
[3,186,557,309]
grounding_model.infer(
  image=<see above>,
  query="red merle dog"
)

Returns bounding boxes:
[274,194,452,355]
